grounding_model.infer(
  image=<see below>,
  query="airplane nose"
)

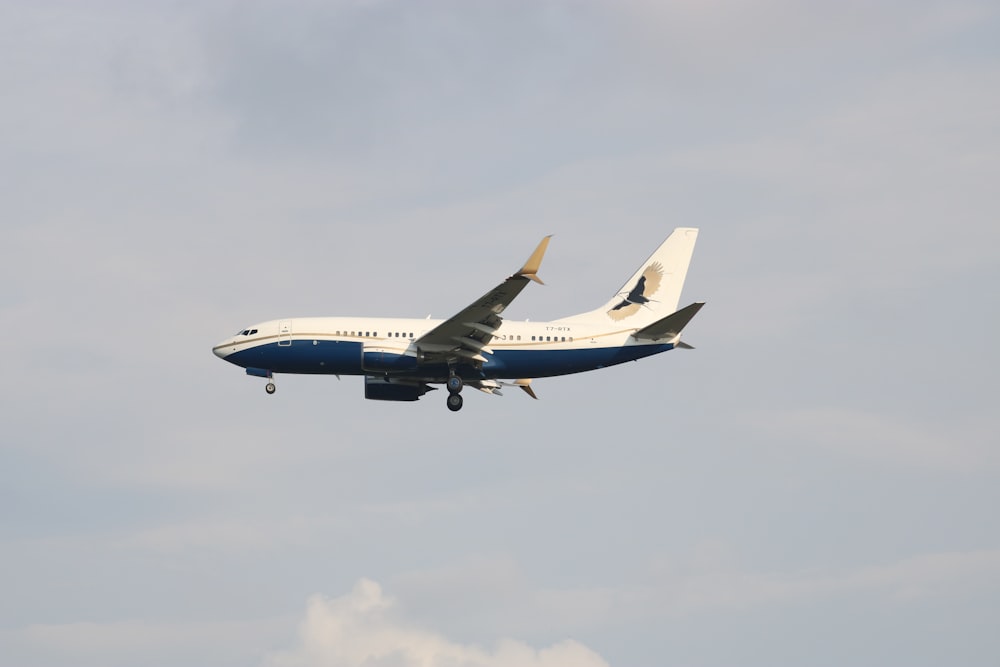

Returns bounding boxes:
[212,341,230,359]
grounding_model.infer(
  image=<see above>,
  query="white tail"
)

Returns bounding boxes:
[559,228,699,327]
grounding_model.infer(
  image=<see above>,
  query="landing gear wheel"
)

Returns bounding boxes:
[446,393,463,412]
[265,382,276,394]
[446,376,464,394]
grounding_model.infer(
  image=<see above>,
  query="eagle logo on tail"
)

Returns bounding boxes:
[607,261,664,321]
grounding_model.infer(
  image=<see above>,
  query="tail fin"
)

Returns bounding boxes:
[560,228,699,327]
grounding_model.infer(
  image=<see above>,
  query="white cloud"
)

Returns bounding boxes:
[6,553,995,667]
[313,548,1000,653]
[262,579,610,667]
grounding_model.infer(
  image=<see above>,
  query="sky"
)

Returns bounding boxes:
[2,1,999,665]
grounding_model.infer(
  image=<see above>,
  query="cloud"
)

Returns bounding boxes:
[745,407,1000,471]
[1,616,291,667]
[487,548,1000,628]
[3,2,999,666]
[262,579,610,667]
[644,547,1000,616]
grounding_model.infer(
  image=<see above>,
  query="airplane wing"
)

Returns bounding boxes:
[416,236,551,365]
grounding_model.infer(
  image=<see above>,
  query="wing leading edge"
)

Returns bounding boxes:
[416,236,552,366]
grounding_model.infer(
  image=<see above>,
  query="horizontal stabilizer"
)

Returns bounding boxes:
[633,302,705,341]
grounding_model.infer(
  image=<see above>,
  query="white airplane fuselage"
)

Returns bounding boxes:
[213,316,673,380]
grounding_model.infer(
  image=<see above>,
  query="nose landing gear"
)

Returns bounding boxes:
[246,368,276,395]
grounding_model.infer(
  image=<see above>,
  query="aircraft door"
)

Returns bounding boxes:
[278,320,292,346]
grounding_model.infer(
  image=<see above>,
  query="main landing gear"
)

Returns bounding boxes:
[265,382,276,394]
[446,374,464,412]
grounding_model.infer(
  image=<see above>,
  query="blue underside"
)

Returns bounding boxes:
[224,339,674,380]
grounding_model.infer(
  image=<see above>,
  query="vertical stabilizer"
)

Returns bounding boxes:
[559,228,699,327]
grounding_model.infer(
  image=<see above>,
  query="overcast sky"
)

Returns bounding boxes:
[2,1,999,666]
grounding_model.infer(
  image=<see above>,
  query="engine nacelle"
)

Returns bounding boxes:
[361,344,420,372]
[364,376,432,402]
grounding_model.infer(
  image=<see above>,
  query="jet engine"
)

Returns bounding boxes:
[364,376,433,401]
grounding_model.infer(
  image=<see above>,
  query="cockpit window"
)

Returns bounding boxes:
[249,329,258,335]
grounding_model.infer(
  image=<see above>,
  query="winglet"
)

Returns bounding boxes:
[515,378,538,399]
[515,235,552,285]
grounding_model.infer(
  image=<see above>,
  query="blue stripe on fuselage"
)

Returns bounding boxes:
[224,340,364,375]
[483,344,673,377]
[221,339,674,379]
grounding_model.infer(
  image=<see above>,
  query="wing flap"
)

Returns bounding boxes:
[452,336,492,352]
[453,349,488,363]
[464,322,499,335]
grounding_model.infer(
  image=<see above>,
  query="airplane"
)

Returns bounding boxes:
[212,228,703,412]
